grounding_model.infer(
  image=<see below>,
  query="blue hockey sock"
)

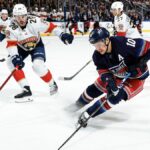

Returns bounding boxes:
[87,97,111,117]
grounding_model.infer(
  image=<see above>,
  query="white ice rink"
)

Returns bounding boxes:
[0,35,150,150]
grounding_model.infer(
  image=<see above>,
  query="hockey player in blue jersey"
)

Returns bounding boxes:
[76,27,150,127]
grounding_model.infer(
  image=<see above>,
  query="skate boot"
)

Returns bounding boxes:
[49,81,58,95]
[14,86,32,98]
[78,111,90,128]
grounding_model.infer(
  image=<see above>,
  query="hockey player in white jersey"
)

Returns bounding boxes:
[5,4,74,100]
[0,9,11,41]
[110,1,141,38]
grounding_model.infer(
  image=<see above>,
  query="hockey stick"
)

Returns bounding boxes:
[58,73,131,150]
[0,66,18,91]
[59,59,92,80]
[0,58,5,62]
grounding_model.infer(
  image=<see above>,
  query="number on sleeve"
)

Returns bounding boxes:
[126,39,136,47]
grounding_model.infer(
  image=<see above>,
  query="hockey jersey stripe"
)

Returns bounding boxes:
[6,40,17,48]
[140,41,150,56]
[45,22,57,33]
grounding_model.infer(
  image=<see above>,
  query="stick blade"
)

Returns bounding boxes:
[58,76,65,80]
[0,58,5,62]
[58,76,73,80]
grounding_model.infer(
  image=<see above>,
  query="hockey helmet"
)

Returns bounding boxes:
[89,27,110,44]
[1,9,8,14]
[13,4,27,16]
[111,1,124,11]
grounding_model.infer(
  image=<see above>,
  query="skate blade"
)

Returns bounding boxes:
[15,96,34,103]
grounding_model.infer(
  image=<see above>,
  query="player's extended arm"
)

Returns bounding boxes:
[128,49,150,79]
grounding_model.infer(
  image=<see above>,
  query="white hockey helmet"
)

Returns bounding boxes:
[111,1,124,11]
[13,4,27,16]
[1,9,8,14]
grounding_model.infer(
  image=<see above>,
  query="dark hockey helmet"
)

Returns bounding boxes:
[89,27,110,44]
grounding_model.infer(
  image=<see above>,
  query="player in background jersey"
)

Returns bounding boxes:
[0,9,11,61]
[110,1,141,38]
[5,4,74,100]
[130,12,143,36]
[0,9,11,41]
[75,27,150,127]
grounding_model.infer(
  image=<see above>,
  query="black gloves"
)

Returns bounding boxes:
[128,53,150,79]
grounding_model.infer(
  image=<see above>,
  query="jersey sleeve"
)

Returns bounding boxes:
[126,38,150,58]
[5,26,18,57]
[35,17,63,36]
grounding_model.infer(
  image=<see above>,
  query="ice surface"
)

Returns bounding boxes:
[0,35,150,150]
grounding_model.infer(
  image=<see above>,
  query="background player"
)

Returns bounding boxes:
[0,9,11,41]
[110,1,141,38]
[130,12,143,36]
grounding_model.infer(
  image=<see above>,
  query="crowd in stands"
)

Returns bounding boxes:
[0,0,150,21]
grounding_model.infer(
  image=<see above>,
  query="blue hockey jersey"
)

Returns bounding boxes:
[92,36,150,79]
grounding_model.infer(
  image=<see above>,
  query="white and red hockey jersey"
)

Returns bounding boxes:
[0,17,11,33]
[114,13,141,38]
[5,15,63,56]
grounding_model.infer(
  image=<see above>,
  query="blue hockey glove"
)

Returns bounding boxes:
[108,88,127,105]
[101,73,128,104]
[128,63,147,77]
[60,33,74,44]
[128,53,150,79]
[11,55,25,69]
[101,73,118,96]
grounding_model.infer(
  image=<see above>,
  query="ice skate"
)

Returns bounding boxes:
[49,81,58,95]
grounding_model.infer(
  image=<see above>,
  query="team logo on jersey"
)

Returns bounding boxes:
[18,36,38,50]
[109,60,127,78]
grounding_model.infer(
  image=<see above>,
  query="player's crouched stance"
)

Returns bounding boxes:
[76,27,150,127]
[5,4,73,100]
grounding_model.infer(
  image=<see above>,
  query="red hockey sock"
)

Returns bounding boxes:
[13,69,25,82]
[40,70,52,83]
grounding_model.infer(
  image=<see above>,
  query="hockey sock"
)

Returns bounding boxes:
[87,97,111,117]
[77,84,103,105]
[13,69,25,81]
[40,70,52,83]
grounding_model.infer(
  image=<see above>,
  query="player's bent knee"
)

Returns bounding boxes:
[32,58,48,76]
[86,83,103,98]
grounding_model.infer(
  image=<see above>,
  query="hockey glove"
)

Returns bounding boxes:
[101,73,119,96]
[128,52,150,79]
[101,73,127,104]
[60,33,74,44]
[11,55,25,70]
[108,88,127,105]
